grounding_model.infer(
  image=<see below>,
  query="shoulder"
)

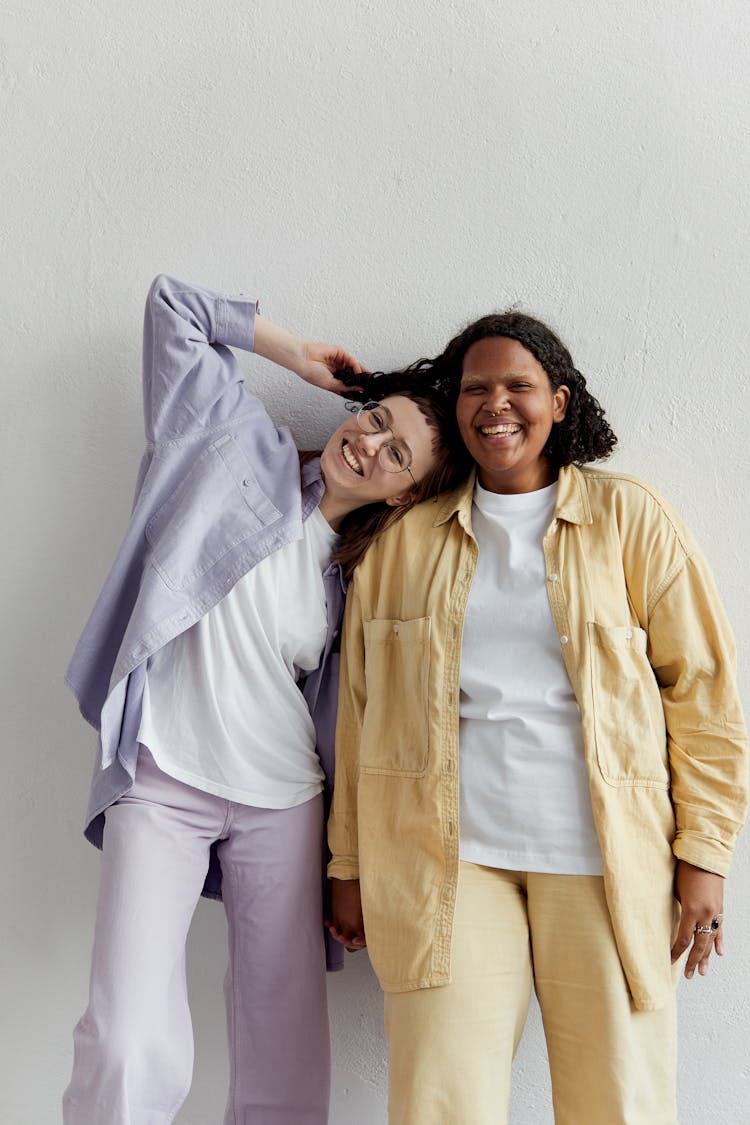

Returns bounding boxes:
[375,497,444,558]
[577,464,667,503]
[352,492,458,586]
[575,466,694,551]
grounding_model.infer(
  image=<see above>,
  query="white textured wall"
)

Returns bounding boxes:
[2,2,749,1121]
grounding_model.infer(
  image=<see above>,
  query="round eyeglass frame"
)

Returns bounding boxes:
[354,402,417,483]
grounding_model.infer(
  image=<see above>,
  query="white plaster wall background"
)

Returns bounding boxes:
[1,0,748,1121]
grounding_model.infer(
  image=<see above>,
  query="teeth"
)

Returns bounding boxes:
[342,441,363,474]
[480,423,521,435]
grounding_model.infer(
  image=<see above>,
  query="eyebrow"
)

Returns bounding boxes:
[377,403,414,458]
[460,372,539,388]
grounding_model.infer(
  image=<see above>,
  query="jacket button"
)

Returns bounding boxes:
[548,572,559,582]
[560,634,569,645]
[392,624,400,634]
[242,478,252,487]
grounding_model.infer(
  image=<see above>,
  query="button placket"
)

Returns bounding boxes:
[543,533,572,654]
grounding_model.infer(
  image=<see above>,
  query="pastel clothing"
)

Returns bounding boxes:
[138,506,337,808]
[459,479,602,876]
[328,467,748,1009]
[385,862,678,1125]
[65,276,346,937]
[63,751,329,1125]
[64,276,345,1121]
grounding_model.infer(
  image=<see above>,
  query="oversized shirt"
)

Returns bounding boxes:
[328,468,748,1009]
[459,479,602,875]
[66,277,345,968]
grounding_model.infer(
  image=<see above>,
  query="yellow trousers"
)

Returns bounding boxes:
[384,862,678,1125]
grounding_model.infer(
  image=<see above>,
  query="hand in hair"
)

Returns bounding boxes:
[253,313,367,396]
[297,346,368,396]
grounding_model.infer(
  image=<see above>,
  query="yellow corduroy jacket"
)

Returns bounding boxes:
[328,465,748,1010]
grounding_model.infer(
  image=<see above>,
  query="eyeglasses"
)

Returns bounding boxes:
[354,402,417,485]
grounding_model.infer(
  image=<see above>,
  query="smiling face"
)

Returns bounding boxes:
[456,336,570,494]
[318,394,438,527]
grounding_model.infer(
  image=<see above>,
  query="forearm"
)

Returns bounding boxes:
[253,314,364,394]
[252,314,306,375]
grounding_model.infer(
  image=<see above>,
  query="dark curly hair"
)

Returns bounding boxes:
[383,311,617,469]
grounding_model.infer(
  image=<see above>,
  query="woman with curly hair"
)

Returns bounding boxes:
[328,311,747,1124]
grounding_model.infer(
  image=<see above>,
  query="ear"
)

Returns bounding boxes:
[552,384,570,422]
[385,489,414,508]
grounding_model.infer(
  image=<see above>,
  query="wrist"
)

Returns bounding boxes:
[253,315,306,375]
[282,338,307,377]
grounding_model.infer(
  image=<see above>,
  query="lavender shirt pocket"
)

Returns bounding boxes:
[145,433,282,590]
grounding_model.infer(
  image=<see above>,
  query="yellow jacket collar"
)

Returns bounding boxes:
[433,464,593,528]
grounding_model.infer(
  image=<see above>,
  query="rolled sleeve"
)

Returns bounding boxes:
[143,275,259,442]
[649,553,749,875]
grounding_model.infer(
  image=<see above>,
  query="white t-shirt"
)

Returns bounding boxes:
[138,507,337,808]
[459,480,603,875]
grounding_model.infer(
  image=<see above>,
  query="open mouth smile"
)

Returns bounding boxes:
[478,422,522,436]
[341,439,364,475]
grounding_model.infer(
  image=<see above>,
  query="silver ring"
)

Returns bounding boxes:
[711,914,724,931]
[694,925,713,935]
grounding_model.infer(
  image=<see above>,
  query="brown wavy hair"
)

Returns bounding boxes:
[303,369,471,581]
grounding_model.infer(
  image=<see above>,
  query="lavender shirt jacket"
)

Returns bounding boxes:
[66,276,345,969]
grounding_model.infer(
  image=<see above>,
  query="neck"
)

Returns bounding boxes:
[478,461,558,495]
[318,491,353,531]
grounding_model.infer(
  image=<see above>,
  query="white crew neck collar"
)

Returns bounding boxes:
[473,478,558,514]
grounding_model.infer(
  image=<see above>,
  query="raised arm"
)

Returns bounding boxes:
[142,275,261,442]
[253,315,366,394]
[143,274,365,443]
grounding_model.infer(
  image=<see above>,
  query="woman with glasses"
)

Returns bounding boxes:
[63,274,467,1125]
[328,311,747,1124]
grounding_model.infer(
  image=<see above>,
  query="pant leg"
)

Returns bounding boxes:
[527,873,678,1125]
[218,793,329,1125]
[384,862,533,1125]
[63,751,221,1125]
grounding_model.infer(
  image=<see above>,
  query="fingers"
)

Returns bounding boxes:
[672,861,725,979]
[305,342,369,376]
[323,351,367,395]
[329,878,367,951]
[334,348,367,376]
[326,923,367,951]
[298,359,364,396]
[670,914,725,979]
[326,372,364,395]
[689,931,714,979]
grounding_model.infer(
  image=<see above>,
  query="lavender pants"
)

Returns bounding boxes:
[63,749,330,1125]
